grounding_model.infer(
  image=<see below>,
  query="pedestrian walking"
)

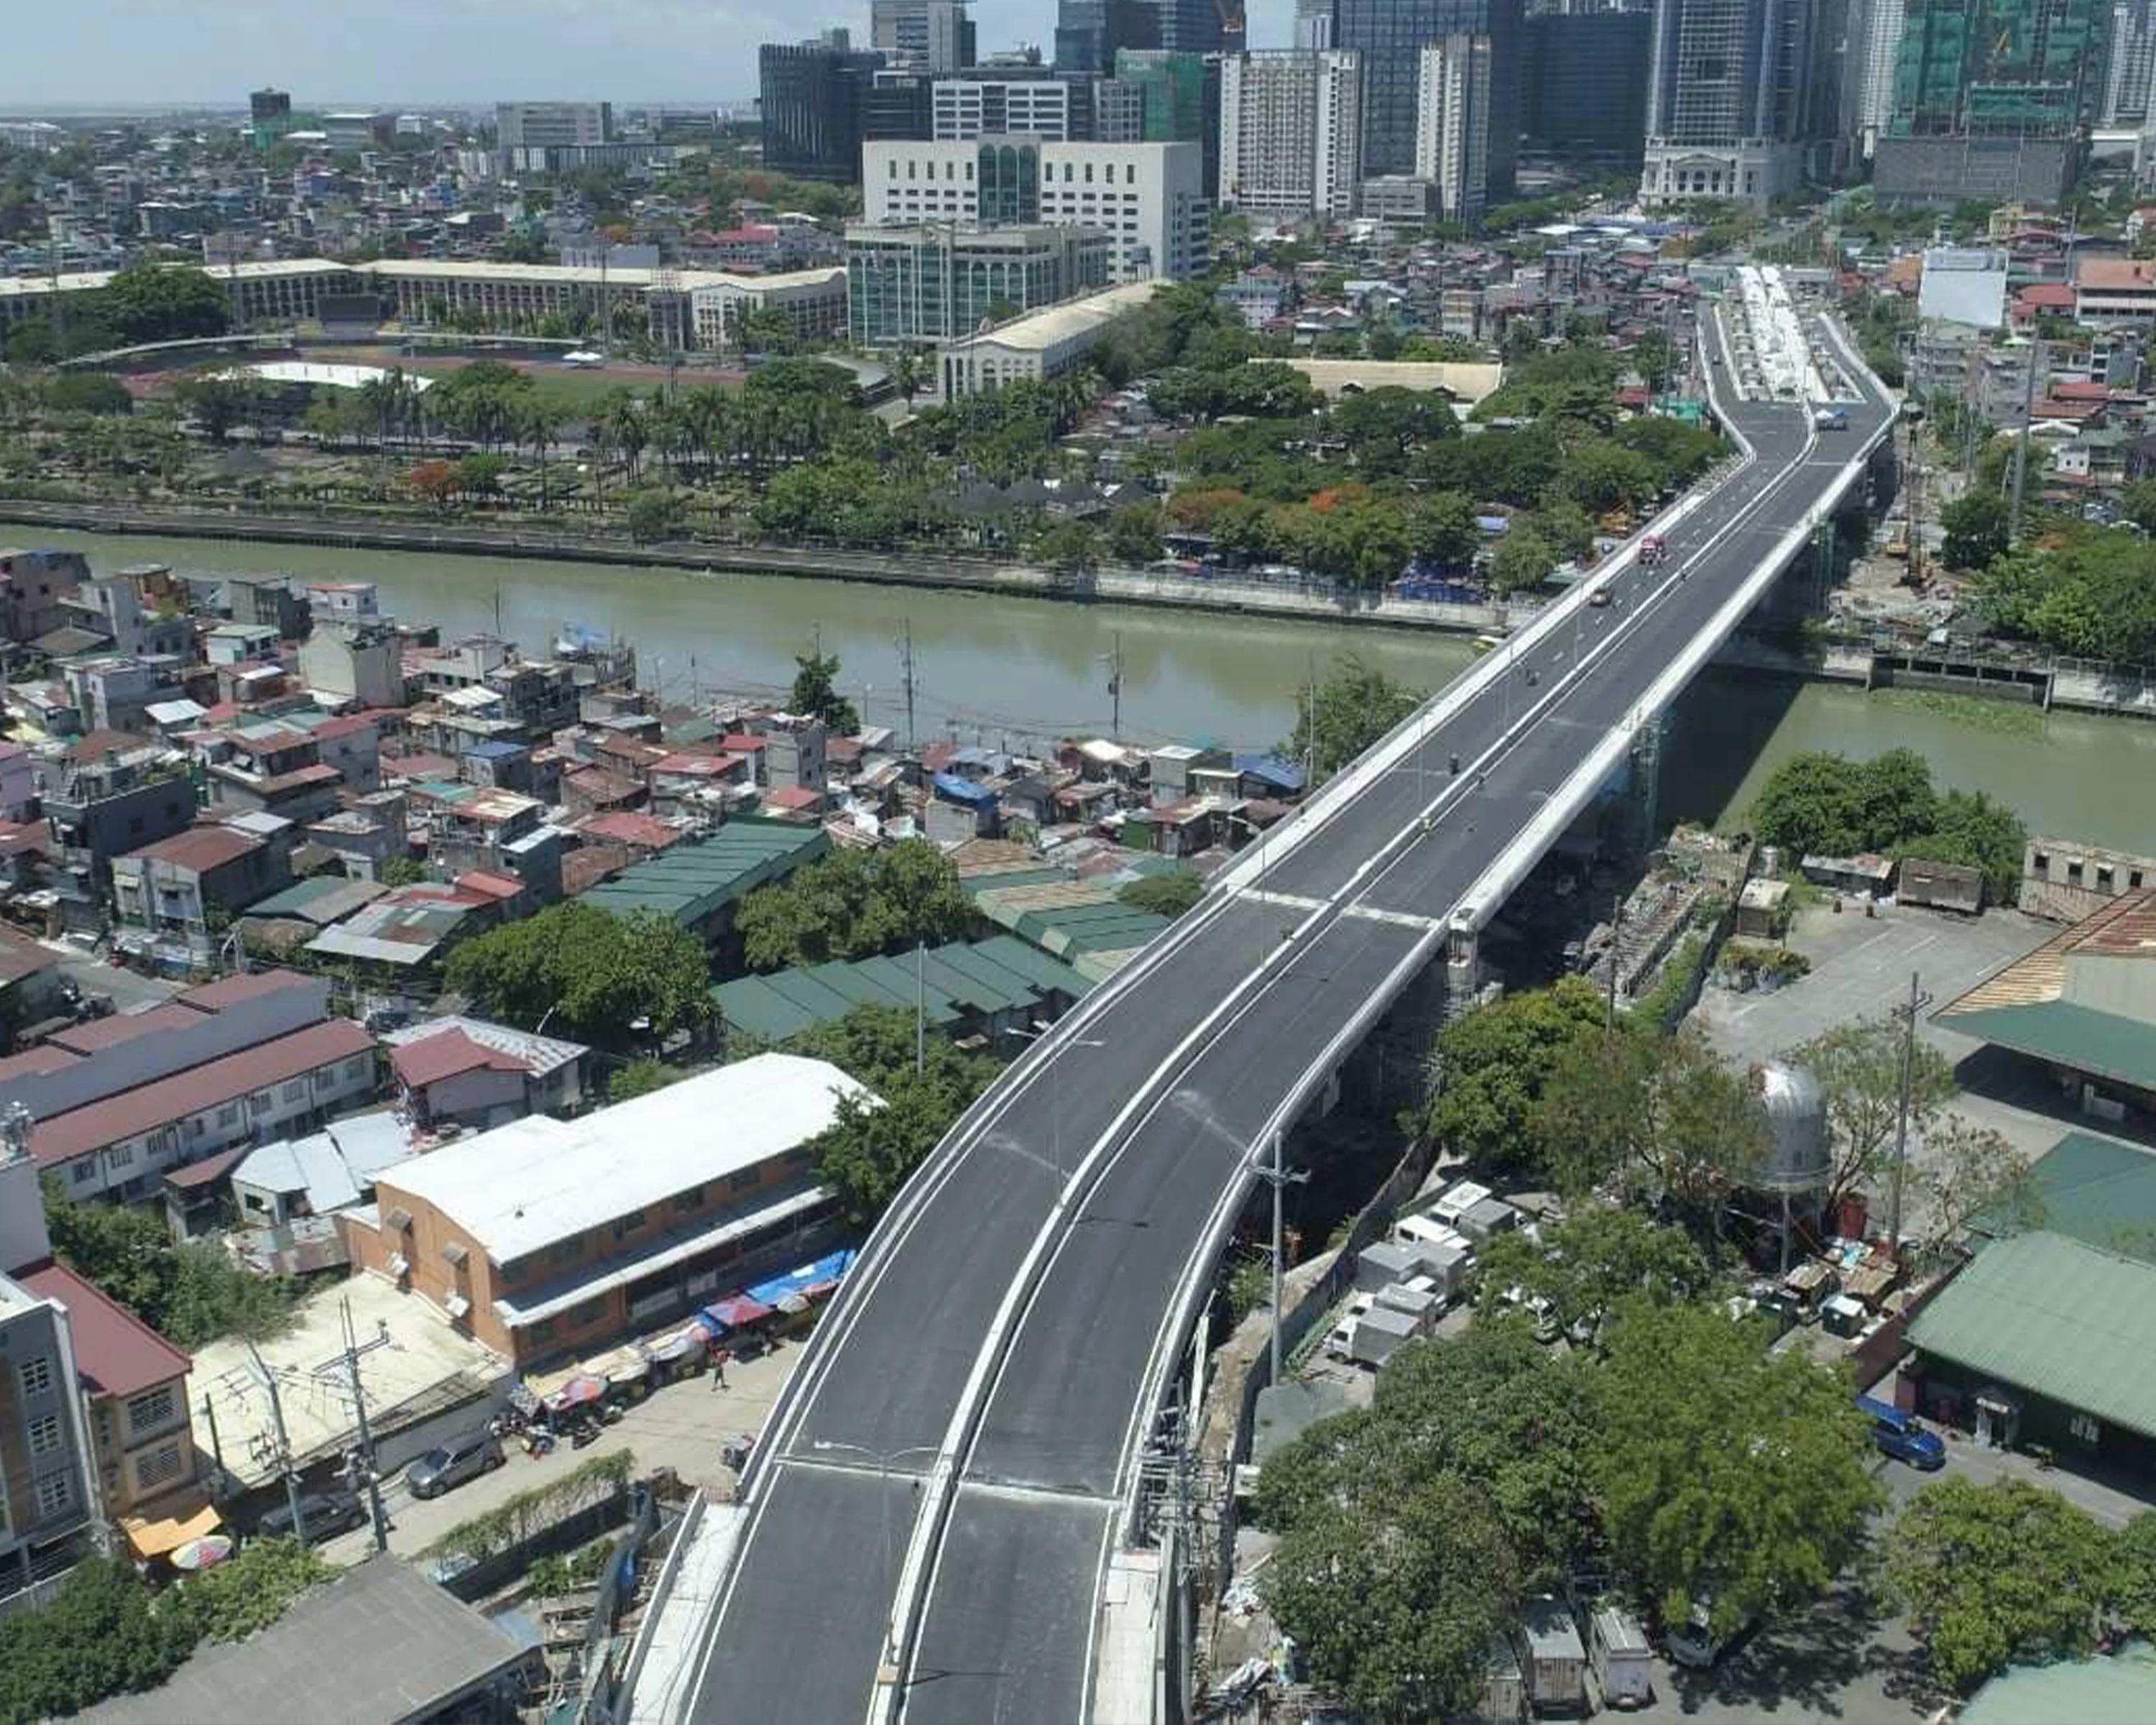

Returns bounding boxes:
[710,1350,728,1390]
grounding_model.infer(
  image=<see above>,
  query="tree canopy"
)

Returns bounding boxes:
[1472,1208,1706,1338]
[1975,527,2156,666]
[1886,1478,2122,1690]
[1750,749,2024,901]
[1939,489,2011,571]
[788,650,861,733]
[1117,871,1204,919]
[441,903,713,1049]
[1590,1301,1884,1638]
[45,1184,295,1348]
[100,262,231,344]
[1284,653,1424,783]
[780,1004,1002,1224]
[734,840,972,972]
[1427,978,1607,1167]
[1256,1326,1594,1716]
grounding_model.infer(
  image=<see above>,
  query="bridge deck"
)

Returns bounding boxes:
[679,311,1894,1725]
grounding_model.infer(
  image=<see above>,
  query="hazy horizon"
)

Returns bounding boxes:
[4,0,1294,111]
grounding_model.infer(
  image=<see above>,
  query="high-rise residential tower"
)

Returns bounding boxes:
[1413,36,1492,222]
[1639,0,1814,206]
[1218,49,1365,221]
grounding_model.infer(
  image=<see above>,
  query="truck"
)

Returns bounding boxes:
[1813,407,1848,431]
[1638,533,1667,566]
[1589,1606,1654,1711]
[1522,1596,1587,1715]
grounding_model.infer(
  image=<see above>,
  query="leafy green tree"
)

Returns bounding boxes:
[1265,1471,1517,1723]
[734,840,972,972]
[100,262,231,343]
[1975,530,2156,665]
[1034,519,1100,575]
[0,1558,192,1720]
[44,373,132,416]
[1118,872,1204,919]
[443,903,714,1049]
[1427,978,1607,1167]
[1408,491,1480,568]
[1886,1478,2118,1691]
[455,452,507,502]
[2119,478,2156,537]
[378,855,428,888]
[1490,528,1557,594]
[608,1059,688,1103]
[783,1005,1002,1224]
[1472,1209,1705,1338]
[176,374,258,443]
[1894,788,2026,903]
[1939,489,2011,571]
[44,1185,297,1347]
[1106,504,1164,566]
[2115,1510,2156,1639]
[623,486,687,543]
[1590,1301,1884,1638]
[169,1537,331,1645]
[1751,748,1944,859]
[787,650,862,733]
[1795,1014,1957,1220]
[1282,653,1424,781]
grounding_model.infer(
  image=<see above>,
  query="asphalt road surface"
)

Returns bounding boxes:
[684,316,1894,1725]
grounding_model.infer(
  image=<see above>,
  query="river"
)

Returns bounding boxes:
[36,531,2156,855]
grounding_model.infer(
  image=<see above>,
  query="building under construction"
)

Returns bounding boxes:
[1874,0,2104,205]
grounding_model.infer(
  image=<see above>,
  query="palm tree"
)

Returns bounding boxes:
[522,399,566,510]
[889,346,926,412]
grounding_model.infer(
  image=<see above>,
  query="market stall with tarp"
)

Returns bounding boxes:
[745,1248,856,1309]
[639,1320,712,1384]
[121,1500,224,1565]
[699,1294,775,1335]
[579,1343,653,1402]
[544,1374,607,1414]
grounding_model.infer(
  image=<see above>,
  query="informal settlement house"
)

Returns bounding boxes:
[342,1054,872,1368]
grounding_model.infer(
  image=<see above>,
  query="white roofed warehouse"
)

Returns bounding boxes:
[338,1053,875,1368]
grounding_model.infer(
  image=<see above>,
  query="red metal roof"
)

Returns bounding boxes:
[453,870,525,901]
[390,1026,528,1089]
[120,824,261,874]
[178,969,315,1012]
[764,786,822,809]
[28,1018,376,1169]
[576,812,682,850]
[14,1259,190,1400]
[47,1003,204,1054]
[0,926,55,987]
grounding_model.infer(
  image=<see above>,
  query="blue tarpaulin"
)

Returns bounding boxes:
[747,1249,857,1308]
[931,773,996,807]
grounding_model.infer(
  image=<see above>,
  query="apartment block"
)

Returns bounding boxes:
[1219,50,1364,224]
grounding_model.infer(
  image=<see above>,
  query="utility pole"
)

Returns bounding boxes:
[913,942,926,1077]
[896,620,918,751]
[1250,1131,1308,1388]
[2007,332,2041,543]
[199,1391,225,1486]
[1303,651,1318,786]
[1100,631,1123,741]
[341,1300,390,1553]
[247,1342,307,1547]
[1886,970,1932,1252]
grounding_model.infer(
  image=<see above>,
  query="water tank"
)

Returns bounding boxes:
[1751,1059,1830,1195]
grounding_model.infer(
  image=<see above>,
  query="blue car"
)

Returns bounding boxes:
[1857,1393,1945,1470]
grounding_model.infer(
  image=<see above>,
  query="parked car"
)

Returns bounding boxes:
[256,1487,367,1546]
[405,1430,504,1499]
[1667,1601,1756,1670]
[1856,1393,1946,1470]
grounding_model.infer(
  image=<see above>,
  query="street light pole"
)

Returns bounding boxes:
[1886,970,1932,1251]
[1000,1020,1106,1183]
[1249,1131,1308,1387]
[809,1439,939,1678]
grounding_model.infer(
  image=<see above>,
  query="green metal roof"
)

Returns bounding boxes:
[1961,1642,2156,1725]
[579,819,829,928]
[710,937,1092,1044]
[245,876,354,917]
[1972,1132,2156,1254]
[1935,1002,2156,1095]
[1906,1231,2156,1440]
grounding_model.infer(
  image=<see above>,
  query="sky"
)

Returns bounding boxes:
[4,0,1293,109]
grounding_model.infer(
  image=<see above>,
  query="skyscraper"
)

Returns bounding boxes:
[1334,0,1521,192]
[1639,0,1813,206]
[1056,0,1162,73]
[760,32,885,182]
[1520,11,1650,168]
[872,0,977,73]
[1294,0,1337,48]
[1846,0,1906,154]
[2104,0,2156,126]
[1219,49,1364,220]
[1875,0,2102,203]
[1413,36,1492,222]
[1115,50,1222,196]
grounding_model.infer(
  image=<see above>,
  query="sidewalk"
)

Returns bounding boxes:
[317,1341,800,1565]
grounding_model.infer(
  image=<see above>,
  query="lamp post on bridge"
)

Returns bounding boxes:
[808,1438,940,1681]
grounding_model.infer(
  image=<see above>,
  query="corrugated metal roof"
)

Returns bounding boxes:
[1973,1133,2156,1250]
[1930,1002,2156,1093]
[1907,1231,2156,1440]
[710,937,1091,1044]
